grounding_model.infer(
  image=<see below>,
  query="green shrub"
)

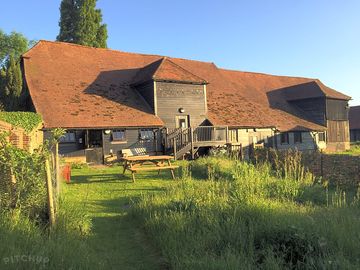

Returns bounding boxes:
[0,134,47,220]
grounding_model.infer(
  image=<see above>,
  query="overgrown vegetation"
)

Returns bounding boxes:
[0,130,95,269]
[1,144,359,269]
[0,133,47,219]
[0,112,42,133]
[132,156,360,269]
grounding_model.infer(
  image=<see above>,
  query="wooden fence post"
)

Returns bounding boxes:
[173,139,177,160]
[55,142,60,196]
[45,159,55,227]
[320,150,324,178]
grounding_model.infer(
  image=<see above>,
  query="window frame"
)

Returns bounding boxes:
[318,132,326,142]
[139,129,155,141]
[111,129,126,142]
[280,132,289,145]
[59,131,76,143]
[294,132,303,144]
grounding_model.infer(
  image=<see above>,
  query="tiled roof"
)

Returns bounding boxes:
[349,106,360,130]
[23,41,164,128]
[280,80,351,101]
[132,57,207,85]
[23,40,350,131]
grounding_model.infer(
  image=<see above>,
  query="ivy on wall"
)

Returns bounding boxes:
[0,112,42,133]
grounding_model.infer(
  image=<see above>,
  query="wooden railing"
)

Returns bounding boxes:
[193,126,227,142]
[164,126,229,159]
[165,127,192,159]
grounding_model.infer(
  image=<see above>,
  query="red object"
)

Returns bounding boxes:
[62,165,71,183]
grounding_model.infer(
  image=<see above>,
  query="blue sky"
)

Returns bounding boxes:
[2,0,359,105]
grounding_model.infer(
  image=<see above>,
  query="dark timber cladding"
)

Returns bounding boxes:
[327,120,350,142]
[155,81,207,129]
[326,99,349,120]
[289,98,326,125]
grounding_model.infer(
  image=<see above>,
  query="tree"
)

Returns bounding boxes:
[56,0,79,43]
[57,0,108,48]
[0,30,29,66]
[3,54,23,110]
[0,30,33,111]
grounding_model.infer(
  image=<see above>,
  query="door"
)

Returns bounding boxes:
[85,130,104,164]
[175,115,189,129]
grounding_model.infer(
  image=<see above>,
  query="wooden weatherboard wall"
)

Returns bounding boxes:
[155,81,207,129]
[290,98,326,125]
[102,128,161,156]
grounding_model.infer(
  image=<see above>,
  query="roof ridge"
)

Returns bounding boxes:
[31,40,167,58]
[29,40,217,66]
[154,57,207,83]
[220,67,318,81]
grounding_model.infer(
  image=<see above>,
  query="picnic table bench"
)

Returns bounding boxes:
[121,155,179,182]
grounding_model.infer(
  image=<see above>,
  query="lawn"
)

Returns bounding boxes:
[62,165,174,269]
[334,143,360,156]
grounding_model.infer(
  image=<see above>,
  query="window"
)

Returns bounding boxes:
[139,129,154,141]
[318,132,326,142]
[280,132,289,144]
[112,130,126,142]
[294,132,302,144]
[59,131,76,143]
[179,119,187,128]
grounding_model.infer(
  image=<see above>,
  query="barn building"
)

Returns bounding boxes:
[349,106,360,142]
[21,41,351,163]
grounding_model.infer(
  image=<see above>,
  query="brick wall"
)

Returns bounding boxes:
[0,121,43,152]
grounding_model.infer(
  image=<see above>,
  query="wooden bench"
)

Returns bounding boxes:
[121,155,178,182]
[128,165,179,182]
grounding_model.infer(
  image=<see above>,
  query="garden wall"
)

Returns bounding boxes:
[303,152,360,187]
[253,148,360,187]
[0,120,43,153]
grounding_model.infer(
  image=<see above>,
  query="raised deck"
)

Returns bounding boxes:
[164,126,229,159]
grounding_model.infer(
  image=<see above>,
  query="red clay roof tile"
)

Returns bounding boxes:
[132,57,207,85]
[23,40,164,128]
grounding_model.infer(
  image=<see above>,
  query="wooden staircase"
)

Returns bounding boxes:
[164,126,228,160]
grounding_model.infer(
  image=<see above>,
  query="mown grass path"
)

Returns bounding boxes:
[63,165,172,270]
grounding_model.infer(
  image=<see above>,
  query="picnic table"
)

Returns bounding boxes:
[121,155,179,182]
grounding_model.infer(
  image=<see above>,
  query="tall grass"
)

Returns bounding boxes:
[0,197,97,270]
[132,156,360,269]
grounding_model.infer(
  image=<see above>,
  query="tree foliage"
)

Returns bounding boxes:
[0,30,30,66]
[0,29,33,111]
[57,0,108,48]
[3,55,23,110]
